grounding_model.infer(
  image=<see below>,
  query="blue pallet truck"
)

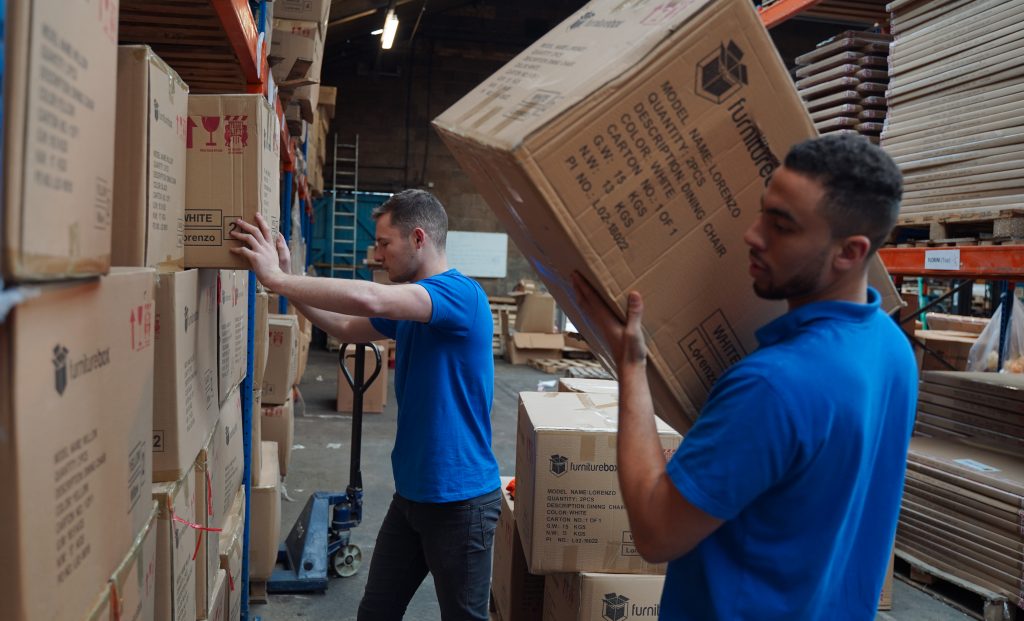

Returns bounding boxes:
[267,342,383,592]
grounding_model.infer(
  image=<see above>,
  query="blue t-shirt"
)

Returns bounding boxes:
[370,269,500,503]
[661,288,917,620]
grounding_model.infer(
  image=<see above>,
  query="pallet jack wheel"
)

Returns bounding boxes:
[332,544,363,578]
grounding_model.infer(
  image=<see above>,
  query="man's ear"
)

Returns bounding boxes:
[834,235,872,273]
[412,227,427,248]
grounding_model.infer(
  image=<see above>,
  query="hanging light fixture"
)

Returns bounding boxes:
[381,9,399,49]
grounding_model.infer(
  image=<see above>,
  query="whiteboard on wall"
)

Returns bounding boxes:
[446,231,508,278]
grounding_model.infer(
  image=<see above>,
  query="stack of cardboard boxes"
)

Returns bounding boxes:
[1,4,284,617]
[305,85,337,195]
[272,0,331,124]
[504,281,564,365]
[491,391,679,621]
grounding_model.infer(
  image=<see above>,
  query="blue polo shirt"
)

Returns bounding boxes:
[661,288,917,620]
[370,269,500,503]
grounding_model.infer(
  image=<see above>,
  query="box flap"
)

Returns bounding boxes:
[520,391,677,435]
[511,332,566,349]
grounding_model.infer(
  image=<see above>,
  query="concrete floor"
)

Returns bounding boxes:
[252,347,972,621]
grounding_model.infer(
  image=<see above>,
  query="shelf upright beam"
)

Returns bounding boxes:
[241,272,257,621]
[280,171,294,314]
[759,0,827,28]
[211,0,262,83]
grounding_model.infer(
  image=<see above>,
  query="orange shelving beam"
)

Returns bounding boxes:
[879,246,1024,279]
[211,0,262,83]
[759,0,827,28]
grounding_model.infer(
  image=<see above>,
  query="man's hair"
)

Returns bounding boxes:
[784,134,903,254]
[372,189,449,249]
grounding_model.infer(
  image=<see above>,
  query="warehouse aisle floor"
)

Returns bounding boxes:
[253,347,971,621]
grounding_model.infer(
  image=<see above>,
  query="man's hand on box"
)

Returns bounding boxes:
[276,231,293,275]
[230,213,284,286]
[571,272,647,369]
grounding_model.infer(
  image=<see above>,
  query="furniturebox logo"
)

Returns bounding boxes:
[696,40,748,104]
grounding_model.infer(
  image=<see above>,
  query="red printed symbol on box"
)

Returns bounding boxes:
[270,330,285,346]
[130,303,154,351]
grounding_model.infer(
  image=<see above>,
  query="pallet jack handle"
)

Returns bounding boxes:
[339,343,383,492]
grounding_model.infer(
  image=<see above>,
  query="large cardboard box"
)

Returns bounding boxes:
[254,292,271,387]
[433,0,900,434]
[207,570,228,621]
[264,314,300,404]
[250,442,283,581]
[270,18,325,87]
[336,342,389,414]
[543,573,665,621]
[185,95,280,269]
[295,314,313,384]
[493,477,545,621]
[153,470,197,621]
[515,392,680,574]
[263,394,296,475]
[505,332,564,365]
[558,378,618,394]
[218,270,249,403]
[2,0,119,281]
[275,0,331,23]
[113,46,188,271]
[515,293,557,333]
[252,390,264,485]
[153,269,219,483]
[86,502,159,621]
[915,330,977,372]
[219,486,246,621]
[0,268,154,620]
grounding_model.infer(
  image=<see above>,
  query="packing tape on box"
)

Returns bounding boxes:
[164,495,222,562]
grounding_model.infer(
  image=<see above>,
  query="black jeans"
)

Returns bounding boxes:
[357,488,502,621]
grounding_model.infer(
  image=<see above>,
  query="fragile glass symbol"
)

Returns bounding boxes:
[202,116,221,146]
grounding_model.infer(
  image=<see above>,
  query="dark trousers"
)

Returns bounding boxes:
[357,488,502,621]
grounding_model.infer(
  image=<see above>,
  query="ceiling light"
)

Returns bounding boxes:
[371,28,384,35]
[381,10,399,50]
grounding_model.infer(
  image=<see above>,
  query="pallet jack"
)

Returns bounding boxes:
[267,342,383,593]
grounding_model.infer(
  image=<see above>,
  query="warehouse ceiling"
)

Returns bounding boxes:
[323,0,587,74]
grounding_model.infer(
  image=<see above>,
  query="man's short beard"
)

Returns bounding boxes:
[753,246,830,301]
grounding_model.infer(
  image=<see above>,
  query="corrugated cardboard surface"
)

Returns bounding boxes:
[153,471,197,621]
[0,268,154,621]
[506,332,565,365]
[184,95,280,269]
[336,342,389,414]
[914,330,976,372]
[219,485,246,621]
[263,394,296,475]
[113,46,188,271]
[207,570,227,621]
[558,378,618,394]
[85,502,159,621]
[3,0,118,281]
[270,18,324,87]
[434,0,899,434]
[515,293,557,333]
[250,442,282,580]
[263,314,300,404]
[153,269,219,483]
[493,477,545,621]
[274,0,331,23]
[543,572,665,621]
[254,292,271,387]
[218,270,249,403]
[211,387,245,530]
[515,392,679,574]
[252,390,264,485]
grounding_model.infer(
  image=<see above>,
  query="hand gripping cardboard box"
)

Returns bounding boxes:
[263,393,296,475]
[250,442,283,581]
[219,486,246,621]
[218,270,249,403]
[0,268,155,621]
[113,46,189,271]
[433,0,901,434]
[85,501,159,621]
[2,0,119,281]
[492,477,545,621]
[153,470,198,621]
[153,269,219,483]
[185,95,281,269]
[264,314,300,405]
[543,573,665,621]
[515,392,680,575]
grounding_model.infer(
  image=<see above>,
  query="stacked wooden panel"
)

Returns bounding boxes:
[794,31,892,145]
[882,0,1024,219]
[897,372,1024,607]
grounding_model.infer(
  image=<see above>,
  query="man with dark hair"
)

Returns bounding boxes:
[232,189,501,621]
[574,134,917,620]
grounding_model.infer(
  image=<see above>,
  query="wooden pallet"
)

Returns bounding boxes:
[891,211,1024,246]
[895,550,1021,621]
